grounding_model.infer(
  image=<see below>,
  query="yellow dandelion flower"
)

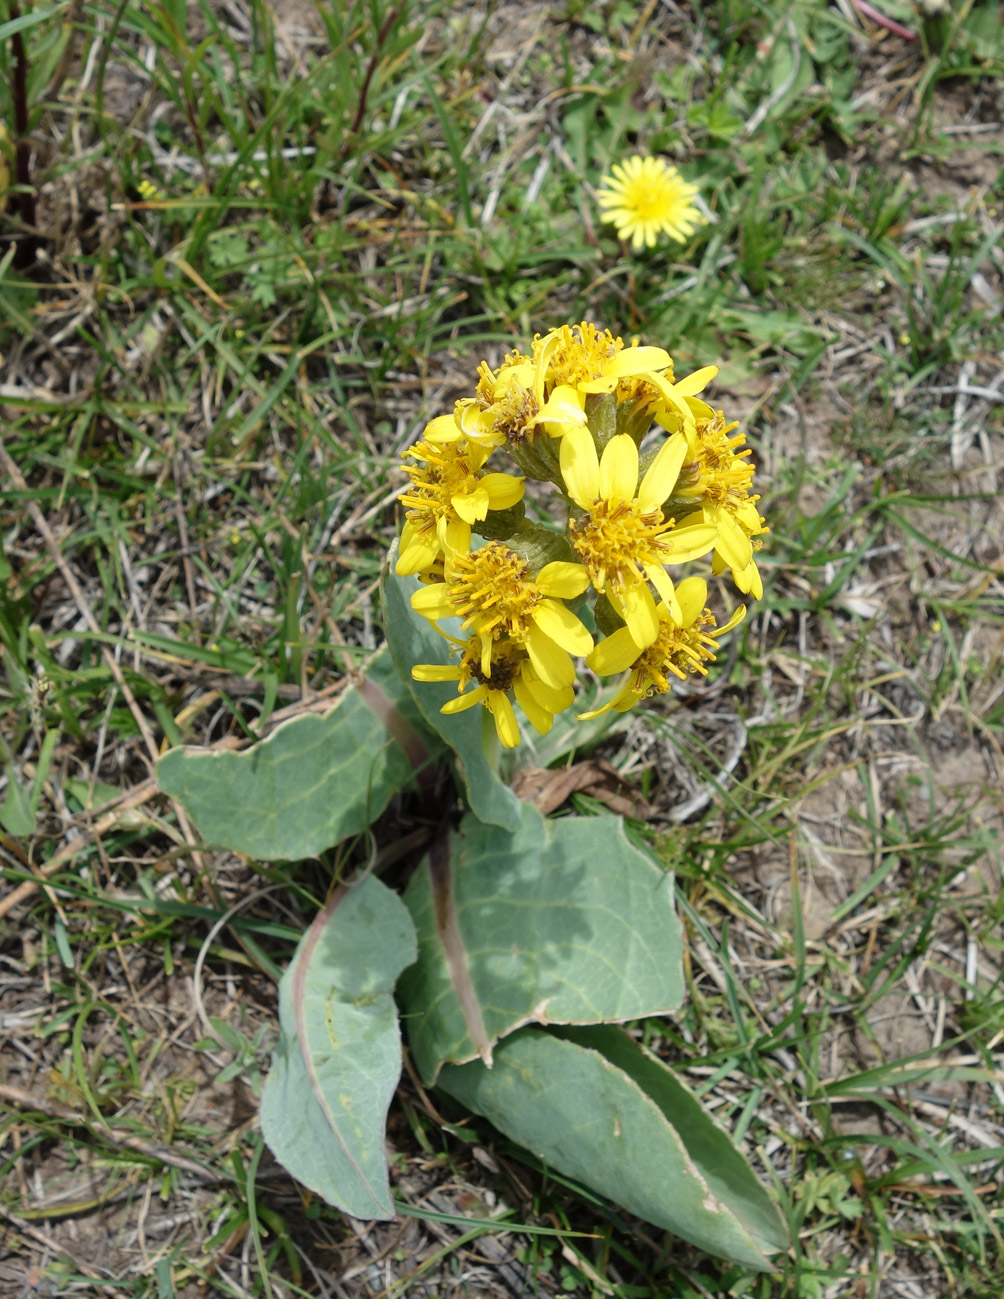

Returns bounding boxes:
[596,156,704,251]
[666,411,768,600]
[410,542,592,690]
[580,577,746,719]
[413,633,574,748]
[561,430,717,648]
[395,435,524,576]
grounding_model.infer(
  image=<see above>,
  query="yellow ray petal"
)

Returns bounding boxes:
[441,686,488,714]
[452,484,490,525]
[599,434,639,502]
[530,602,593,656]
[605,346,671,377]
[664,523,717,564]
[513,677,553,735]
[534,329,561,394]
[525,629,576,690]
[613,581,658,648]
[673,365,718,397]
[577,684,635,720]
[536,561,591,599]
[685,396,714,422]
[411,584,455,620]
[644,370,697,431]
[523,673,574,714]
[674,576,708,626]
[734,559,763,599]
[412,664,461,682]
[487,691,520,748]
[577,346,672,392]
[736,499,766,532]
[587,627,640,676]
[439,516,471,558]
[559,425,600,508]
[714,510,754,572]
[479,472,525,509]
[645,563,682,624]
[422,413,463,442]
[396,527,441,576]
[718,602,748,636]
[535,384,587,432]
[637,432,687,510]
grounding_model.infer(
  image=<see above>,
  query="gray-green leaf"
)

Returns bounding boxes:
[399,802,684,1084]
[438,1026,788,1269]
[259,875,418,1220]
[157,646,439,860]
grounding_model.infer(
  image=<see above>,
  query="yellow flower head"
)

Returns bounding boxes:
[596,156,704,251]
[531,321,673,396]
[645,365,720,445]
[561,430,716,648]
[534,322,620,391]
[474,350,532,405]
[670,411,769,600]
[450,347,595,481]
[413,632,575,748]
[410,542,592,690]
[395,434,524,576]
[453,356,537,450]
[581,577,746,718]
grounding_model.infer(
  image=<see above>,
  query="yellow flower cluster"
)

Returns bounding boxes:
[395,323,767,748]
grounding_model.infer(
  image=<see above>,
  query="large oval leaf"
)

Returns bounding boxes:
[437,1026,788,1269]
[381,554,522,833]
[398,802,683,1084]
[157,646,439,860]
[260,875,418,1220]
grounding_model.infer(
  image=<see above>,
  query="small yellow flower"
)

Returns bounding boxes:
[533,322,673,399]
[561,430,716,648]
[395,435,524,576]
[596,156,704,251]
[454,354,588,455]
[669,411,769,600]
[580,577,746,718]
[414,632,574,747]
[410,542,592,690]
[644,365,719,443]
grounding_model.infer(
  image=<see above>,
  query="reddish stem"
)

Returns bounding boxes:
[851,0,917,41]
[347,4,404,140]
[8,1,40,266]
